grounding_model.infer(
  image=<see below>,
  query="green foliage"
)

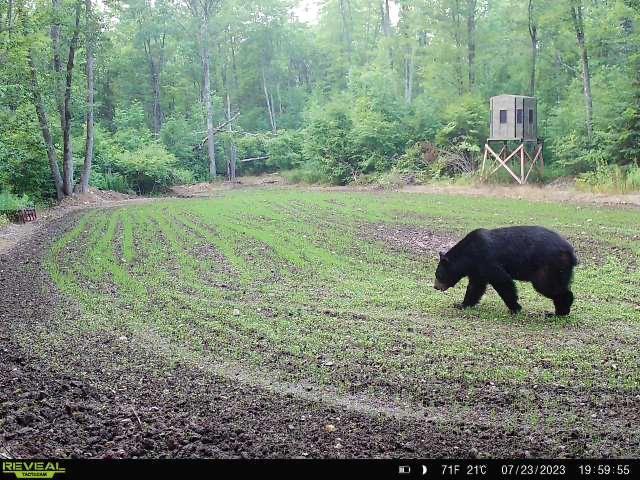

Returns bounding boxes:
[265,129,305,170]
[113,101,154,151]
[0,191,32,212]
[160,115,206,179]
[0,106,54,199]
[111,143,184,194]
[90,172,132,193]
[3,0,640,198]
[576,162,640,193]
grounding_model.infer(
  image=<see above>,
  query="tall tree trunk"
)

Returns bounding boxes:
[144,36,164,137]
[226,93,237,183]
[570,1,593,141]
[262,66,276,134]
[338,0,352,58]
[528,0,537,96]
[466,0,477,89]
[6,0,14,37]
[404,46,415,105]
[28,50,64,200]
[201,12,216,179]
[51,0,65,128]
[80,0,94,193]
[381,0,391,37]
[452,0,464,95]
[62,2,81,195]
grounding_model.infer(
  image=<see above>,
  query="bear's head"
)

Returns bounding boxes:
[434,251,463,291]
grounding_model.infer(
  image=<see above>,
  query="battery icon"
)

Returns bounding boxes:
[399,465,411,474]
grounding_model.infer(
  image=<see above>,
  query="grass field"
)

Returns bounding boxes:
[27,188,640,456]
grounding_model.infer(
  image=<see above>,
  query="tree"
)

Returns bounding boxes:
[79,0,95,193]
[528,0,537,96]
[187,0,221,180]
[569,0,593,142]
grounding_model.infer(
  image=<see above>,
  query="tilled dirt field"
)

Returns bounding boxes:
[1,204,640,459]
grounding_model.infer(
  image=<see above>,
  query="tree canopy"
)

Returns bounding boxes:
[1,0,639,198]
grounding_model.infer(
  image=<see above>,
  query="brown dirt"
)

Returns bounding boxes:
[169,174,284,198]
[362,224,458,256]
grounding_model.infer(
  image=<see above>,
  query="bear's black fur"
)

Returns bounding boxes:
[434,226,578,316]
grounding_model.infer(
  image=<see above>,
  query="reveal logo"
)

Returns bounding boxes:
[2,462,66,479]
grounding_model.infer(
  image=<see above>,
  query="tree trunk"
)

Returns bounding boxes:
[262,66,276,134]
[226,93,237,183]
[144,36,164,137]
[62,3,81,195]
[404,46,415,105]
[452,0,464,95]
[381,0,391,37]
[528,0,537,96]
[201,12,216,179]
[466,0,477,89]
[6,0,14,37]
[80,0,94,193]
[51,0,65,130]
[28,50,64,200]
[338,0,352,57]
[570,1,594,141]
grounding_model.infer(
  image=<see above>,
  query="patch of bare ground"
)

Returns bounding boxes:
[169,174,284,198]
[362,223,458,256]
[566,234,638,271]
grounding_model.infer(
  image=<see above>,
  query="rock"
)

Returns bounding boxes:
[324,424,336,433]
[233,309,241,316]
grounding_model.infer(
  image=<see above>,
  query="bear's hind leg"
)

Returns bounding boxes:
[490,277,521,314]
[532,265,575,316]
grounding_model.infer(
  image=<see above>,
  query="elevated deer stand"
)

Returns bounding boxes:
[481,141,544,185]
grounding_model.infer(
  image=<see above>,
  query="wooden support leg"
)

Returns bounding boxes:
[487,144,523,184]
[482,144,488,176]
[520,143,525,184]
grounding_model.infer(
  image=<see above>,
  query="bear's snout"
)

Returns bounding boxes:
[434,279,449,291]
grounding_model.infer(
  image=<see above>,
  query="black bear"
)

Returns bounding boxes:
[433,226,577,316]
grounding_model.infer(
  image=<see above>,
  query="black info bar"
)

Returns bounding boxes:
[1,459,638,480]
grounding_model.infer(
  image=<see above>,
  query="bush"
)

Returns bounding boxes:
[0,213,9,229]
[90,172,132,194]
[266,130,305,170]
[0,191,32,211]
[0,105,55,200]
[111,143,183,194]
[576,162,640,193]
[282,163,331,184]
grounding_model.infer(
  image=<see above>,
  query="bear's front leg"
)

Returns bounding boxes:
[456,278,487,309]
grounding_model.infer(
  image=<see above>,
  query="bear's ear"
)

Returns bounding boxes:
[439,251,448,262]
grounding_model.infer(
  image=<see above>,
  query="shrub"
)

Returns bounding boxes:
[266,130,305,171]
[111,143,183,194]
[282,163,331,184]
[90,172,132,194]
[576,162,640,193]
[0,213,9,229]
[0,191,32,211]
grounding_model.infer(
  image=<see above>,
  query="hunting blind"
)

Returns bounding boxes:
[482,94,543,184]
